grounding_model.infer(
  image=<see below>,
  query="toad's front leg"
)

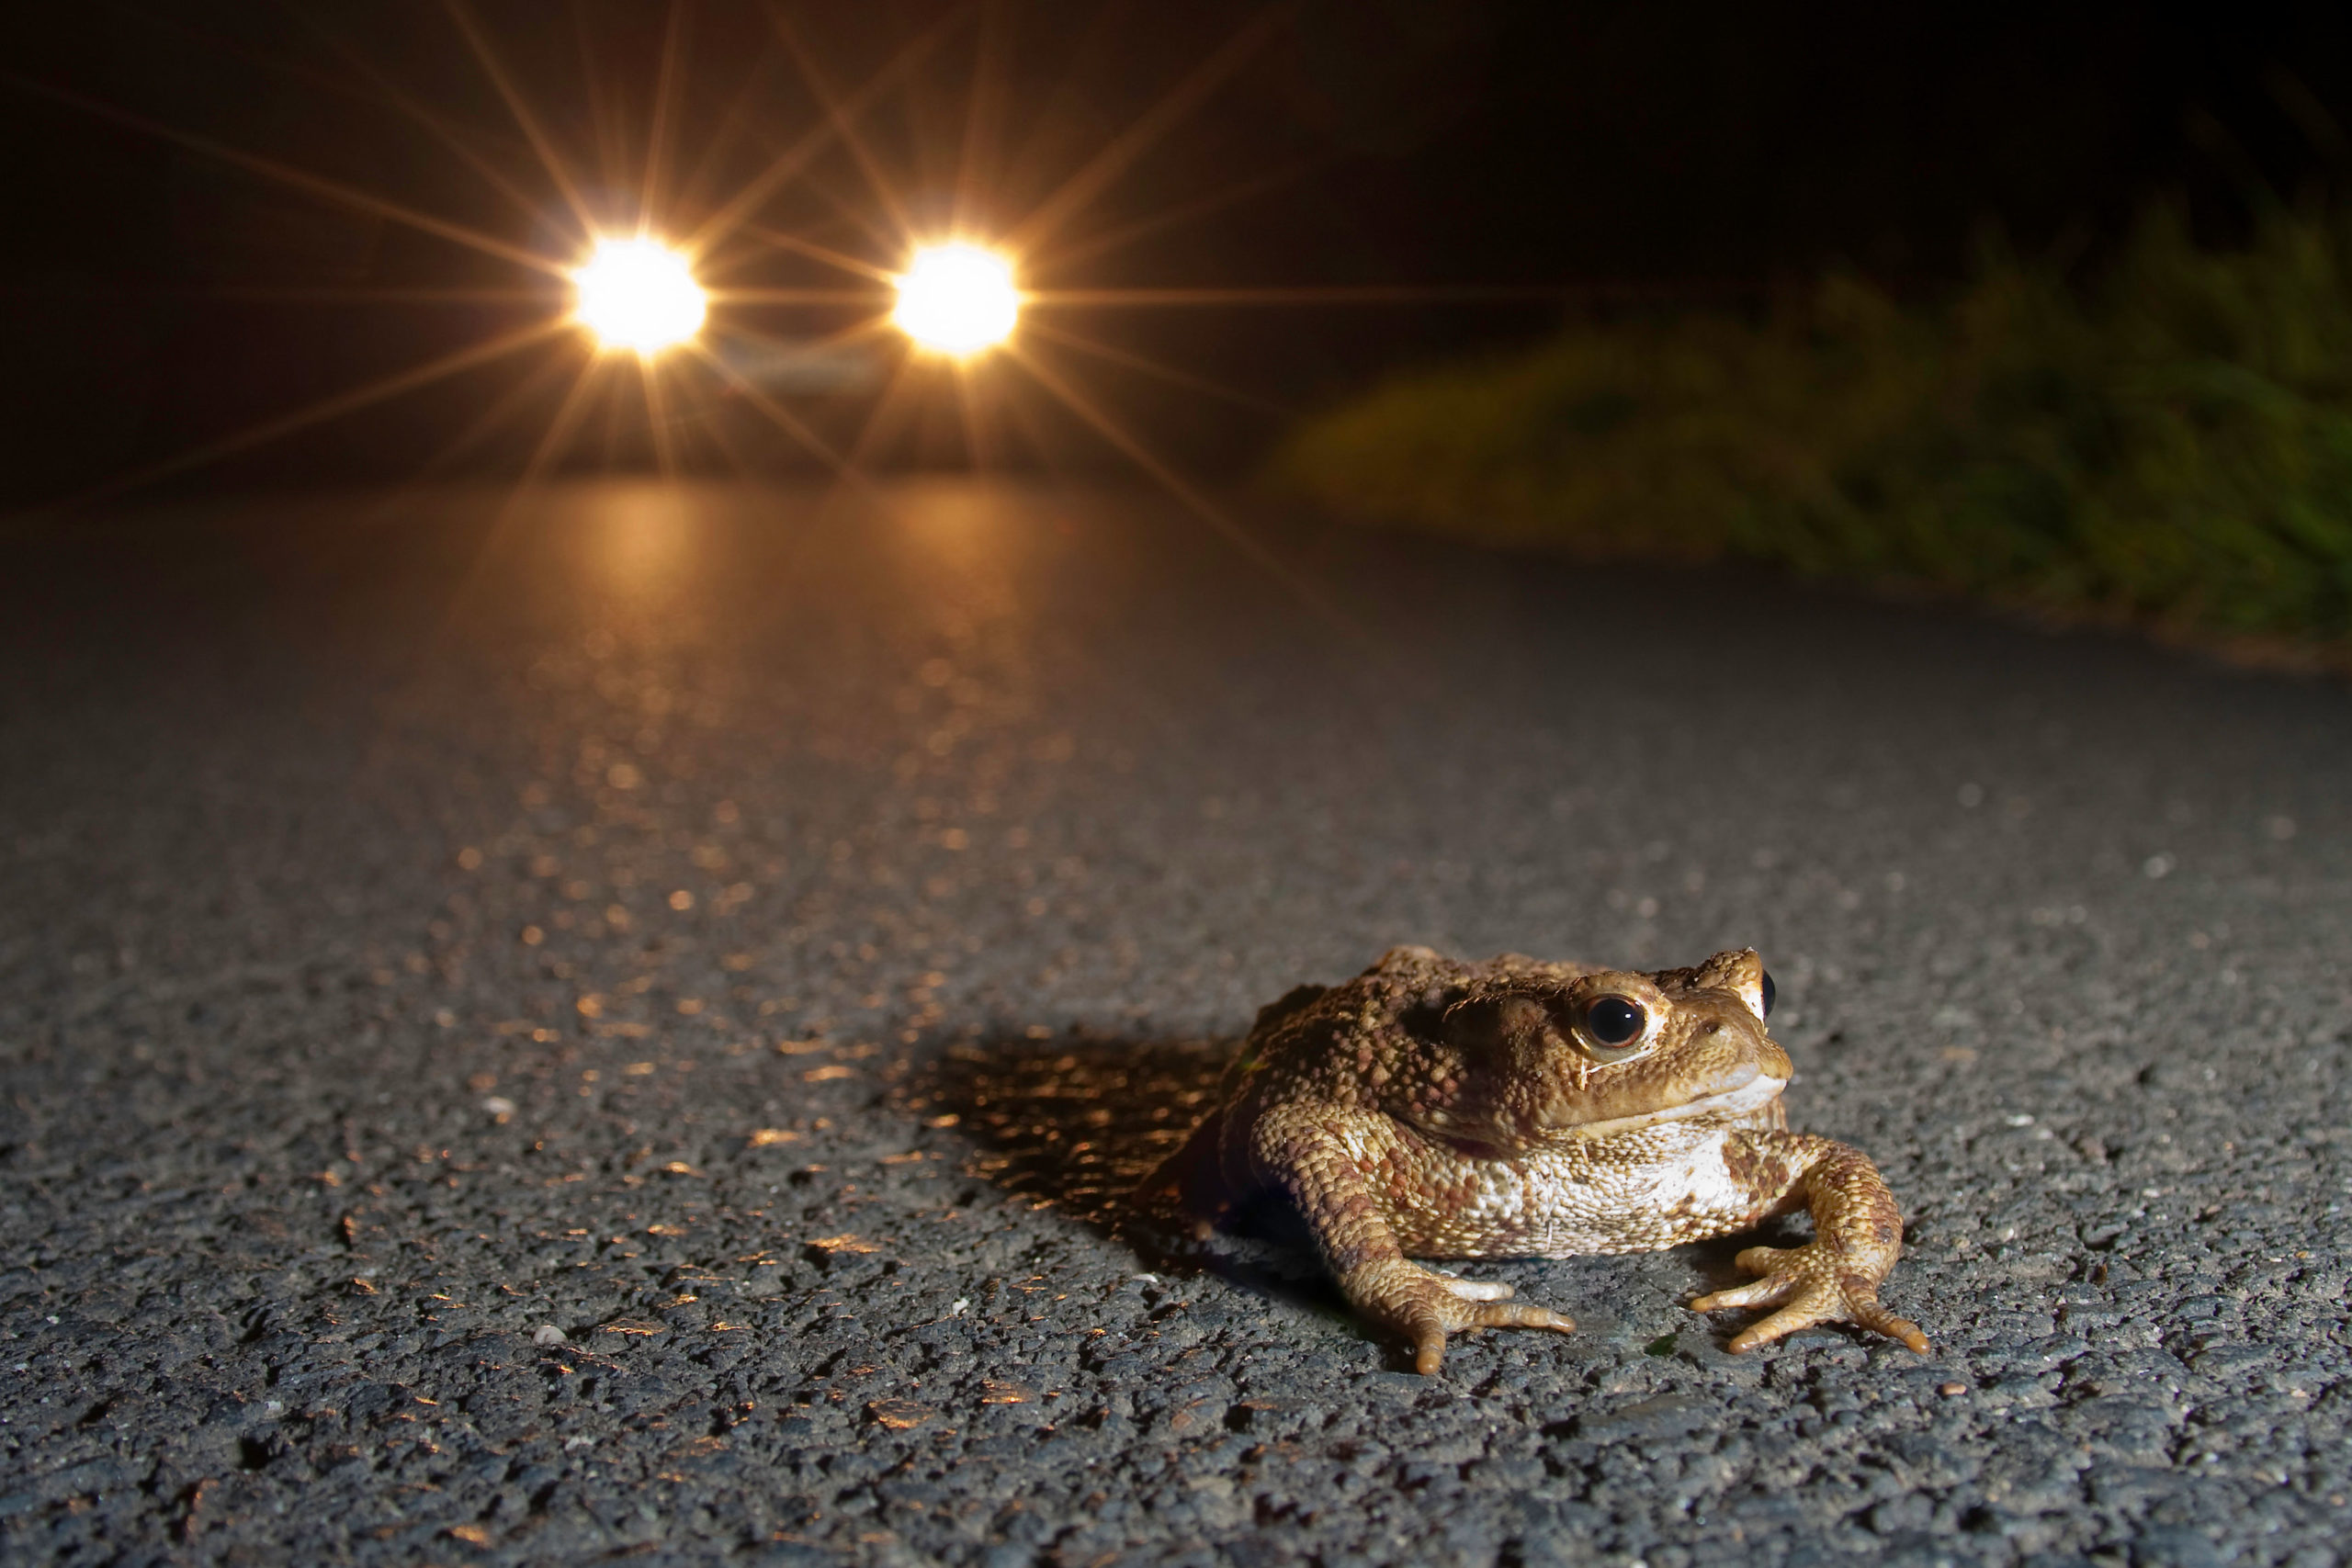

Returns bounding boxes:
[1690,1131,1928,1353]
[1250,1107,1576,1375]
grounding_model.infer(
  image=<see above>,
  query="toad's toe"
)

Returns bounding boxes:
[1410,1300,1575,1374]
[1439,1277,1515,1303]
[1849,1301,1930,1353]
[1722,1294,1841,1352]
[1689,1246,1804,1314]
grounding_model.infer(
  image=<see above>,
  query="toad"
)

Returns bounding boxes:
[1140,946,1928,1373]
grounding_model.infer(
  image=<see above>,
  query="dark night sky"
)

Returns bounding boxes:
[5,1,2351,504]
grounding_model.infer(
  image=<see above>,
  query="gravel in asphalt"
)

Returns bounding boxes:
[1,480,2346,1566]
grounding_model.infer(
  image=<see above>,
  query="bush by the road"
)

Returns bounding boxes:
[1270,204,2352,657]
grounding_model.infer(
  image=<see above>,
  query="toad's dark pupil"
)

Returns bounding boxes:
[1587,997,1645,1047]
[1760,970,1777,1018]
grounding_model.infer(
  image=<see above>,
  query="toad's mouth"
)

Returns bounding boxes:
[1552,1069,1789,1140]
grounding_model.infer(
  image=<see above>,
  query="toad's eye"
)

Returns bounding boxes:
[1583,996,1647,1050]
[1760,970,1776,1019]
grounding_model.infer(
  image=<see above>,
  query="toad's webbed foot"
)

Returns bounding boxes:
[1691,1131,1928,1354]
[1690,1241,1929,1353]
[1342,1258,1577,1375]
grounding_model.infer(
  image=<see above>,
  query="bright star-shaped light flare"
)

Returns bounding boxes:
[892,243,1022,355]
[571,236,707,355]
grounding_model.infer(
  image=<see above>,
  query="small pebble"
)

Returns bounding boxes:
[1938,1382,1966,1397]
[534,1325,569,1347]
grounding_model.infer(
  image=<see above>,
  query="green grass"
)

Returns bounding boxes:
[1269,204,2352,658]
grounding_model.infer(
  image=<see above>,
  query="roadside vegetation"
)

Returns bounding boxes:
[1270,203,2352,662]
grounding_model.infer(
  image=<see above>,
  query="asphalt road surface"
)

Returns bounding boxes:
[3,480,2346,1567]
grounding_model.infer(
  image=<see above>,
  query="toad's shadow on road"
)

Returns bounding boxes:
[911,1032,1348,1313]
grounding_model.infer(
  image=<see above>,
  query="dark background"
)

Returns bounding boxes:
[5,0,2352,505]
